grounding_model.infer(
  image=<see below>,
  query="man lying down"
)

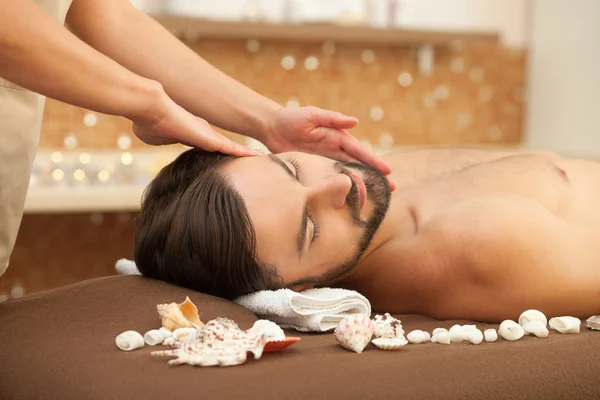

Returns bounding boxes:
[133,147,600,323]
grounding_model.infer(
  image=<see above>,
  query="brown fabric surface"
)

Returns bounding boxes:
[0,276,599,400]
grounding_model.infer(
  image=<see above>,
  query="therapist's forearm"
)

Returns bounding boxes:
[0,0,164,121]
[66,0,283,142]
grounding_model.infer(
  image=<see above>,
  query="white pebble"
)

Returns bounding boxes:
[484,329,498,342]
[432,328,448,336]
[448,325,464,343]
[499,320,525,341]
[115,330,145,351]
[143,329,164,346]
[523,321,549,338]
[434,331,451,344]
[407,330,430,344]
[465,328,484,345]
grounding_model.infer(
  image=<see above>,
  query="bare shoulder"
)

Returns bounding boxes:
[419,194,600,320]
[421,194,565,273]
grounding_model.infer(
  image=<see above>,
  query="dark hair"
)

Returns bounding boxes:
[134,148,282,299]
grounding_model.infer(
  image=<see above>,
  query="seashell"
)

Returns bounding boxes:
[247,320,286,341]
[464,328,483,345]
[407,330,430,344]
[522,321,549,338]
[484,329,498,342]
[116,330,145,351]
[152,317,272,367]
[372,313,405,339]
[144,329,164,346]
[159,327,173,338]
[448,325,464,343]
[499,320,525,341]
[333,314,374,353]
[433,330,451,345]
[586,315,600,331]
[549,317,581,334]
[462,325,477,332]
[163,337,176,346]
[173,327,198,342]
[263,337,301,353]
[518,309,548,328]
[371,337,408,350]
[156,297,204,331]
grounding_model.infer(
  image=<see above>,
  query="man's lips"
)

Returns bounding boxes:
[349,173,367,209]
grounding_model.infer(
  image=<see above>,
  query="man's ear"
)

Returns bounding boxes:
[289,283,314,292]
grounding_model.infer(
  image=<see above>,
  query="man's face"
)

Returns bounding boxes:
[222,151,391,289]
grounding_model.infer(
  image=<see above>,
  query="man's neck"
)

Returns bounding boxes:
[335,191,413,284]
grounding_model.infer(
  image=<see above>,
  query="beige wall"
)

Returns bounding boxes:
[524,0,600,158]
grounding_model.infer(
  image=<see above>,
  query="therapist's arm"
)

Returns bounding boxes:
[0,0,256,154]
[0,0,163,120]
[65,0,284,142]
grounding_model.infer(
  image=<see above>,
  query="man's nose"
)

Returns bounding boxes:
[307,173,352,209]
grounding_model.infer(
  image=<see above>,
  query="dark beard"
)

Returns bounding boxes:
[313,160,392,286]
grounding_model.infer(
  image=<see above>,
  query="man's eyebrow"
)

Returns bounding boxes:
[266,154,308,259]
[267,154,295,179]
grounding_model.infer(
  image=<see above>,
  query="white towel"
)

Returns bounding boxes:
[234,288,371,332]
[115,259,141,276]
[115,259,370,332]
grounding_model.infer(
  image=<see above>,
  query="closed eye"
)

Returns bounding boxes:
[285,156,320,245]
[287,157,303,180]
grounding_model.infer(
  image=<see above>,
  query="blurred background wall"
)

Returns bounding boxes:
[1,0,598,300]
[524,0,600,158]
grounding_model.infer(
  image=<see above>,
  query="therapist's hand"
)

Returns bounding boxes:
[264,106,396,190]
[131,90,258,157]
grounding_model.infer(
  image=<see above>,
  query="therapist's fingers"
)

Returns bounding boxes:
[321,143,397,192]
[339,132,392,175]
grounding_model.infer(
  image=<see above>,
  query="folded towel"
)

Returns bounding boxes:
[234,288,371,332]
[115,259,141,276]
[115,259,370,332]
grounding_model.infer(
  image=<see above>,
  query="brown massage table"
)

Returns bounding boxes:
[0,276,598,399]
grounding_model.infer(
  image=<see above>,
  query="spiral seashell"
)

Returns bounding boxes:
[156,297,204,331]
[522,320,549,338]
[518,309,548,328]
[333,314,374,353]
[484,329,498,342]
[144,329,164,346]
[464,328,484,344]
[371,337,408,350]
[586,315,600,331]
[448,325,464,343]
[115,330,145,351]
[549,317,581,334]
[499,320,525,341]
[372,313,405,339]
[407,330,430,344]
[159,327,173,338]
